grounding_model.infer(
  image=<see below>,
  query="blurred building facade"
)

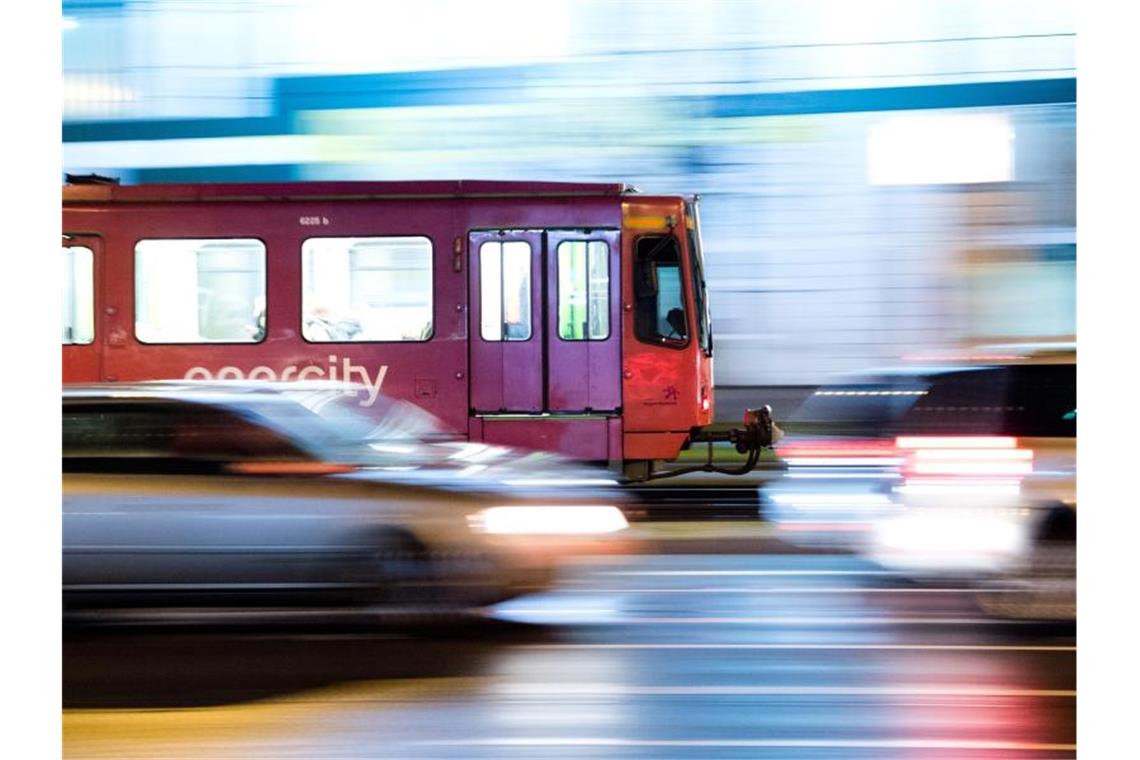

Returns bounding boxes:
[63,0,1075,387]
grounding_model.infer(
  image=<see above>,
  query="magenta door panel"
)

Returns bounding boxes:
[61,234,103,382]
[480,418,611,461]
[545,230,622,412]
[469,230,544,412]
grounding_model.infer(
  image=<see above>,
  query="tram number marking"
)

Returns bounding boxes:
[299,216,329,226]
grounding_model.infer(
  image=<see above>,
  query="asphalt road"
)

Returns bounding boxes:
[63,552,1076,759]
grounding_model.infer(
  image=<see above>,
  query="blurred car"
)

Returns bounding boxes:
[764,345,1075,619]
[62,381,629,622]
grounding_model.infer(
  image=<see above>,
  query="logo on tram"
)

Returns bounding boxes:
[183,356,388,406]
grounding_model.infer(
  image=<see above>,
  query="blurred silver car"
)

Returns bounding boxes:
[764,346,1075,619]
[63,381,629,621]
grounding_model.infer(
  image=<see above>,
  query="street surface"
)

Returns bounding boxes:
[64,552,1076,759]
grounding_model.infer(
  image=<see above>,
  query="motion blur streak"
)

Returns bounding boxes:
[64,553,1075,759]
[63,1,1075,391]
[469,506,628,535]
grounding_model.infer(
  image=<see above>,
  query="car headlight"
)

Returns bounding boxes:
[468,505,628,535]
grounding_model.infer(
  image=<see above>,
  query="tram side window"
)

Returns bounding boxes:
[480,240,532,341]
[62,246,94,345]
[302,236,433,342]
[634,235,688,346]
[557,240,610,340]
[135,239,266,344]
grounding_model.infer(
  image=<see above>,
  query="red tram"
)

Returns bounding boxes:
[62,177,773,480]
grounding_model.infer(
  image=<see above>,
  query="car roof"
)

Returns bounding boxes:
[62,380,374,406]
[897,342,1075,368]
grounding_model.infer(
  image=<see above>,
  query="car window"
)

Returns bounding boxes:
[790,376,932,436]
[898,364,1075,437]
[1004,363,1076,438]
[793,362,1075,439]
[897,367,1012,435]
[63,402,311,473]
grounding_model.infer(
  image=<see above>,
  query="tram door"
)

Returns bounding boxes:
[469,229,621,414]
[62,235,102,382]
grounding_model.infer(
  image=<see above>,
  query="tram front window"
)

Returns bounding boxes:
[634,235,688,346]
[685,202,712,356]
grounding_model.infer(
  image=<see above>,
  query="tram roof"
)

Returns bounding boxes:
[63,178,646,203]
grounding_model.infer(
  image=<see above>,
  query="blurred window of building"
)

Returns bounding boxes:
[557,240,610,340]
[301,236,433,343]
[867,112,1014,185]
[480,241,532,342]
[135,239,266,344]
[62,245,95,345]
[965,244,1075,341]
[634,235,688,346]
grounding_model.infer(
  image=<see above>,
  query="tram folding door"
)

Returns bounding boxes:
[62,234,102,382]
[469,229,621,415]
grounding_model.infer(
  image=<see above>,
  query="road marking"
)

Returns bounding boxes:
[598,569,899,577]
[490,683,1075,698]
[562,586,1001,594]
[524,643,1076,652]
[422,737,1077,752]
[497,612,1044,625]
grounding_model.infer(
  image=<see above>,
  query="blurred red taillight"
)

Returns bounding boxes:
[225,461,357,476]
[777,439,900,466]
[895,436,1033,478]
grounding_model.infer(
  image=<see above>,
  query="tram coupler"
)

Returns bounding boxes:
[693,406,781,462]
[636,405,782,481]
[734,406,781,453]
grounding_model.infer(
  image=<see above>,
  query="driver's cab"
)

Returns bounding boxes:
[620,196,714,473]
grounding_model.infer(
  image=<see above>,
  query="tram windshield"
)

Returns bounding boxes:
[634,235,688,345]
[685,200,712,355]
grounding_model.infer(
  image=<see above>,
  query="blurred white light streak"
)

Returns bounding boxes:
[446,443,494,461]
[910,460,1033,476]
[895,480,1021,497]
[63,78,138,116]
[786,471,900,479]
[785,457,903,467]
[502,478,620,487]
[64,135,318,168]
[896,436,1017,449]
[292,0,571,73]
[470,506,627,535]
[768,493,893,506]
[367,442,417,454]
[913,448,1032,461]
[868,113,1013,185]
[877,514,1026,556]
[814,390,927,396]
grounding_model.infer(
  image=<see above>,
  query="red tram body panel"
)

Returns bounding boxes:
[62,179,726,476]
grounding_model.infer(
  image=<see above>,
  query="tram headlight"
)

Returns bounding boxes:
[468,505,628,535]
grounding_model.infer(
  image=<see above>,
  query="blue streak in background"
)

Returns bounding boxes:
[63,68,1076,145]
[703,78,1076,118]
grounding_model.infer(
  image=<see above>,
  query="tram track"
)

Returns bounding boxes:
[623,484,764,522]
